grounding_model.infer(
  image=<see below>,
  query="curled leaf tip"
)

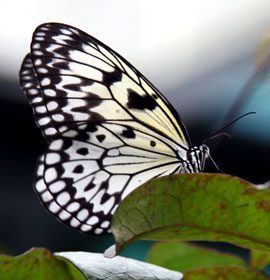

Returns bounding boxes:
[104,244,117,258]
[255,181,270,190]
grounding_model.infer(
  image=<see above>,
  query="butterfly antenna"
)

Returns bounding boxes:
[204,111,256,144]
[205,132,232,143]
[206,149,225,174]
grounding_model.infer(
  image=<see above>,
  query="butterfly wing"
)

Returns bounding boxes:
[20,22,190,234]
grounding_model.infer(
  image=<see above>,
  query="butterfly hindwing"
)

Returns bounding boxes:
[20,22,192,234]
[35,122,184,234]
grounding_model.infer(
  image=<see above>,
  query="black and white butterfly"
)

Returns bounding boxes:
[19,23,209,235]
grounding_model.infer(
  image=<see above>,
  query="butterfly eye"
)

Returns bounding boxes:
[20,22,205,235]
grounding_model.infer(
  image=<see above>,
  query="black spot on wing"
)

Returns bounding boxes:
[90,112,105,121]
[96,134,106,143]
[73,164,84,173]
[127,88,157,110]
[52,61,70,70]
[54,46,71,57]
[82,123,98,132]
[71,99,102,112]
[121,126,135,139]
[150,140,156,147]
[63,84,82,91]
[102,68,122,87]
[77,147,89,156]
[84,178,95,192]
[62,79,95,92]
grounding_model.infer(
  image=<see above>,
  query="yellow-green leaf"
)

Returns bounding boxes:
[250,250,270,270]
[184,266,268,280]
[0,248,84,280]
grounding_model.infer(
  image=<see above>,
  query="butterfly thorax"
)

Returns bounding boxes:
[185,144,209,172]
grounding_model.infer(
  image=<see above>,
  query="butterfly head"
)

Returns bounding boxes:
[186,144,210,172]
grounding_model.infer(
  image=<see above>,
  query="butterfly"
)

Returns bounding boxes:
[19,23,209,235]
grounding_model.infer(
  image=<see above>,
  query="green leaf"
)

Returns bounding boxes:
[0,248,84,280]
[111,173,270,254]
[183,266,268,280]
[56,251,183,279]
[147,242,246,272]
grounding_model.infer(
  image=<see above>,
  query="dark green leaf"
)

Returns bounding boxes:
[111,173,270,254]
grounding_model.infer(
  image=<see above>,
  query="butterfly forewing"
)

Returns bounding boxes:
[30,23,189,144]
[20,22,191,234]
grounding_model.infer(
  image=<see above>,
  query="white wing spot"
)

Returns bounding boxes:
[35,179,46,193]
[50,139,64,151]
[34,37,44,42]
[100,221,110,228]
[45,127,57,136]
[36,32,46,36]
[52,114,64,122]
[46,153,61,164]
[59,210,72,220]
[62,130,79,137]
[56,191,71,206]
[41,78,51,86]
[94,228,103,234]
[39,68,48,74]
[23,82,32,88]
[49,181,66,193]
[33,50,43,55]
[41,191,53,203]
[36,163,44,177]
[77,209,89,221]
[45,167,58,183]
[70,217,80,227]
[87,216,99,225]
[28,89,38,95]
[36,106,46,113]
[61,28,72,35]
[80,224,92,232]
[40,26,49,31]
[32,43,41,49]
[44,89,56,96]
[32,97,43,104]
[66,202,80,212]
[48,201,61,213]
[47,101,58,111]
[38,117,50,126]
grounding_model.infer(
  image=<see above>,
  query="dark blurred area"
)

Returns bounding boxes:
[1,72,269,261]
[0,78,118,256]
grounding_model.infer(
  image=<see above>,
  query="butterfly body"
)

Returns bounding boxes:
[20,23,209,235]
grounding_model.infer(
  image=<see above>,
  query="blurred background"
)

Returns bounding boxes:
[1,0,270,261]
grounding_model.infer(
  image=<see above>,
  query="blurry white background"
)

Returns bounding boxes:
[1,0,270,138]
